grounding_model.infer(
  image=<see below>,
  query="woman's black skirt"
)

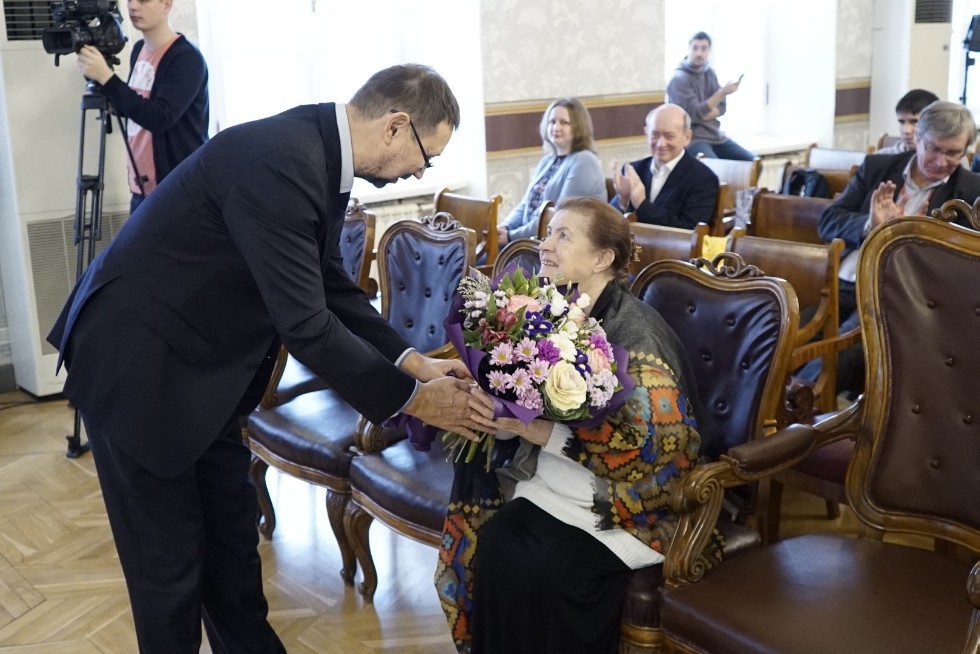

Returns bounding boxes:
[470,497,635,654]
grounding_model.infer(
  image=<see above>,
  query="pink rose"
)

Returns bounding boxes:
[507,294,542,314]
[586,347,611,373]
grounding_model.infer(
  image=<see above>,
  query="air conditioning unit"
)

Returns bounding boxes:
[0,1,132,396]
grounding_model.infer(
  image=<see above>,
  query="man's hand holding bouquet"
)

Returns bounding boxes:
[435,264,634,469]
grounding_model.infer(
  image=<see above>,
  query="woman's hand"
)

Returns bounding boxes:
[493,417,552,446]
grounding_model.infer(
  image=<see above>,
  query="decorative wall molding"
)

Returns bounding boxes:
[485,92,665,155]
[835,78,872,118]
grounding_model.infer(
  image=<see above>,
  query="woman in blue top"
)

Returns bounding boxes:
[496,98,607,247]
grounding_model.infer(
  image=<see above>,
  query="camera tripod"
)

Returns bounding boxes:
[66,79,144,458]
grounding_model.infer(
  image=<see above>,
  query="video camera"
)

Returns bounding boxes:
[41,0,126,67]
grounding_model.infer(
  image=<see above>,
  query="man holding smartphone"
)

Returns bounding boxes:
[667,31,755,161]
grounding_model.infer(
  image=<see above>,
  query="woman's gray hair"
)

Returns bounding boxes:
[915,100,977,144]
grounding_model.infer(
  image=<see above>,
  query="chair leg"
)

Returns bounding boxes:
[765,479,784,545]
[249,455,276,539]
[824,499,840,520]
[325,490,356,586]
[344,499,378,602]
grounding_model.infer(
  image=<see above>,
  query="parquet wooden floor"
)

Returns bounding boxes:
[0,389,862,653]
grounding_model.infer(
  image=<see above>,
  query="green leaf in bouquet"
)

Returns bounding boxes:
[542,392,591,422]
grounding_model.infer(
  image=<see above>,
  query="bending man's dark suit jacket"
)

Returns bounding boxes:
[48,103,416,478]
[819,150,980,254]
[611,153,719,229]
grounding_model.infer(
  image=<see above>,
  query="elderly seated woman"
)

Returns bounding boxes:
[436,197,722,654]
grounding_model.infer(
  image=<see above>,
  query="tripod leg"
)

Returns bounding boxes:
[66,91,111,459]
[66,408,91,458]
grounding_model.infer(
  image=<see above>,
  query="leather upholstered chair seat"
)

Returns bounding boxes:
[620,254,799,651]
[345,439,452,599]
[246,213,475,587]
[662,534,974,654]
[657,214,980,654]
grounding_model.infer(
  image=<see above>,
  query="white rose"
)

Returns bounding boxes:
[549,295,568,317]
[548,334,577,361]
[566,304,585,324]
[544,361,588,412]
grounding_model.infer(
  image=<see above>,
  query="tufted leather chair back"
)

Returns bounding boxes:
[340,200,376,293]
[848,217,980,546]
[493,238,540,278]
[631,255,798,512]
[377,213,476,354]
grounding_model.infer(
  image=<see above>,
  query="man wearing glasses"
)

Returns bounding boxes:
[47,63,496,653]
[811,100,980,395]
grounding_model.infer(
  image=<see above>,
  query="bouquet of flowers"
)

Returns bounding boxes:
[441,265,634,470]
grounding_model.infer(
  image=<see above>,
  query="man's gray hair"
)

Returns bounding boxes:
[349,63,460,135]
[915,100,977,144]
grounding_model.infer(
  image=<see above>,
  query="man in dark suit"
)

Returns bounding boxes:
[610,103,719,228]
[47,64,496,653]
[814,99,980,393]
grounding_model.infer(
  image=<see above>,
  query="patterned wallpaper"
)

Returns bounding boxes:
[481,0,664,103]
[836,0,874,80]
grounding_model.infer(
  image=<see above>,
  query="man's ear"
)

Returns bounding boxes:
[384,111,411,145]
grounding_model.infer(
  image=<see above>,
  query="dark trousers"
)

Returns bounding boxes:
[130,193,146,214]
[471,498,632,654]
[85,414,285,654]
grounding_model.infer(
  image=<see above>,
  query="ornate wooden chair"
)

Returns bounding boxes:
[620,254,800,651]
[658,214,980,654]
[536,200,557,240]
[628,221,708,277]
[875,133,901,151]
[343,213,480,599]
[803,144,867,171]
[748,189,832,244]
[726,232,851,415]
[725,234,862,541]
[339,199,378,296]
[494,237,541,277]
[434,187,502,268]
[246,213,475,586]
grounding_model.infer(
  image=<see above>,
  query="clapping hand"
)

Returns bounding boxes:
[869,181,904,228]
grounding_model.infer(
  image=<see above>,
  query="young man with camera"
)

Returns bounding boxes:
[75,0,208,213]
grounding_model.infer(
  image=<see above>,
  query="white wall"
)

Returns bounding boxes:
[194,0,485,199]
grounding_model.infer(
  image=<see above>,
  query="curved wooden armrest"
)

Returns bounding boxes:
[664,424,818,587]
[809,397,862,447]
[968,562,980,654]
[969,561,980,609]
[353,415,395,454]
[425,343,459,360]
[795,300,832,346]
[259,345,290,409]
[790,324,862,369]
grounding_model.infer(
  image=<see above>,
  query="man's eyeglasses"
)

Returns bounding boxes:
[921,139,966,162]
[408,119,433,170]
[390,109,434,170]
